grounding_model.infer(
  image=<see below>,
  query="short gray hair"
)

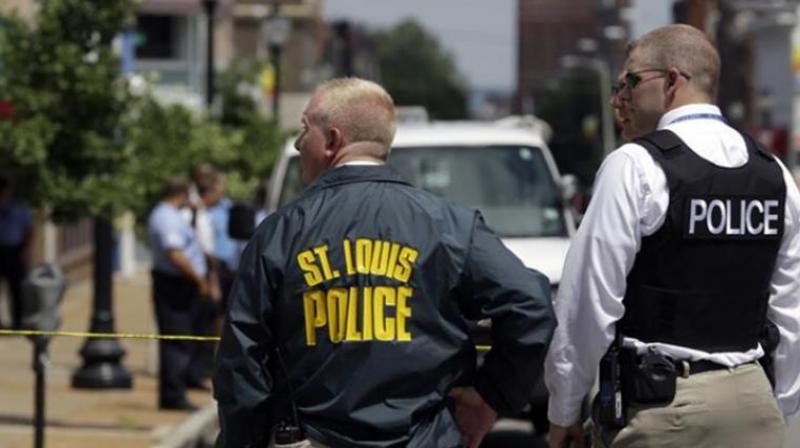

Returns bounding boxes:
[628,24,720,100]
[309,78,396,157]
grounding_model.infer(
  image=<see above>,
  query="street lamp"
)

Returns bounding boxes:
[71,218,133,389]
[202,0,218,109]
[265,10,291,123]
[561,54,615,156]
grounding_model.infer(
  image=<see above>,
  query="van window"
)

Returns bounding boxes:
[277,145,566,238]
[390,146,566,237]
[278,157,305,207]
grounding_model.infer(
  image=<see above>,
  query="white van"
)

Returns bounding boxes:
[268,121,575,432]
[269,121,574,286]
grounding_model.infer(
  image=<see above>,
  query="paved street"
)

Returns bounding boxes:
[2,271,799,447]
[0,271,216,448]
[480,416,800,448]
[482,419,547,447]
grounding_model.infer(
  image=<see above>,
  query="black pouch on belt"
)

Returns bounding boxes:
[623,349,677,405]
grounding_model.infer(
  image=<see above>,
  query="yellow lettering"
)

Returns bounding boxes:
[373,286,396,341]
[362,286,373,341]
[297,250,323,287]
[343,239,356,275]
[356,238,372,274]
[370,240,390,275]
[386,243,401,279]
[313,245,339,280]
[345,287,362,341]
[304,286,412,344]
[396,287,412,341]
[326,288,348,343]
[303,290,326,346]
[393,247,419,282]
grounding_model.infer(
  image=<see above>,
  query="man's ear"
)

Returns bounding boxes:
[325,127,343,156]
[664,67,681,96]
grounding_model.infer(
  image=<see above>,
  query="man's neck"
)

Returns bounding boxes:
[331,141,387,167]
[665,91,713,114]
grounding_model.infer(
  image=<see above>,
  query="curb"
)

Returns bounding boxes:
[152,402,219,448]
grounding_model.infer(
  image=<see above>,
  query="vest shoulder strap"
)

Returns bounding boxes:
[740,131,777,162]
[634,129,683,152]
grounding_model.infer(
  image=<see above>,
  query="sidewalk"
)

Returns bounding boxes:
[0,270,218,448]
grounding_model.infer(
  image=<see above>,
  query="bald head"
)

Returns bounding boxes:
[308,78,396,159]
[628,24,720,100]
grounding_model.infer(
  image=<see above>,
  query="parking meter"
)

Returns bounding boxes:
[21,263,66,337]
[21,263,66,448]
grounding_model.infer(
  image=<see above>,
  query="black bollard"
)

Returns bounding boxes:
[33,337,48,448]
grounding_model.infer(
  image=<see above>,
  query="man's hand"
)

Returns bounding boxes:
[448,386,497,448]
[207,277,222,302]
[196,278,211,299]
[549,422,585,448]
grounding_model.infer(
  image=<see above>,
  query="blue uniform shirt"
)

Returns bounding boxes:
[209,197,238,269]
[0,200,32,246]
[148,202,207,277]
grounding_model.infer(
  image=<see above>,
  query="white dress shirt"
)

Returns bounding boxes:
[544,103,800,426]
[338,160,383,167]
[183,187,215,255]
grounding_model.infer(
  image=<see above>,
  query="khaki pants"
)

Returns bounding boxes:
[593,363,784,448]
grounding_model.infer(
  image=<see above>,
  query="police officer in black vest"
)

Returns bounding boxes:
[545,24,800,448]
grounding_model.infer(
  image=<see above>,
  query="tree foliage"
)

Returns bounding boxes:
[0,0,138,220]
[218,57,268,127]
[373,19,468,119]
[0,1,284,225]
[121,93,283,226]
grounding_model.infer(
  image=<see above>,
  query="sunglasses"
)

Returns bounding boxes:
[612,68,692,97]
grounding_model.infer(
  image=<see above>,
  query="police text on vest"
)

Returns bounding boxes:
[687,198,780,237]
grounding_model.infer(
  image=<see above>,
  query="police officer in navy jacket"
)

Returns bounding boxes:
[213,78,556,448]
[546,25,800,448]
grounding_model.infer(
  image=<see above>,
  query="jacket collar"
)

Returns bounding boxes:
[305,164,412,193]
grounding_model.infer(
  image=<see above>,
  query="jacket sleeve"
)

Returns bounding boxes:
[213,237,275,447]
[459,212,557,415]
[769,161,800,422]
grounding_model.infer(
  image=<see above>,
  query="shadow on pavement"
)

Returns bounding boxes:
[481,429,548,448]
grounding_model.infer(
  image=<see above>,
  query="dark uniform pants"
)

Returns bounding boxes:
[593,363,784,448]
[0,244,25,329]
[152,270,201,406]
[189,257,232,382]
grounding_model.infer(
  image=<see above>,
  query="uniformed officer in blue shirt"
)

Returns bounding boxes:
[0,176,33,330]
[148,176,209,411]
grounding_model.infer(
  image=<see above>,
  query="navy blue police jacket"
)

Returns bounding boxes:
[214,164,556,448]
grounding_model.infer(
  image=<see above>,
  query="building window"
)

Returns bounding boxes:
[135,14,184,60]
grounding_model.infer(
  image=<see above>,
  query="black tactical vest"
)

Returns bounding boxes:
[619,129,786,352]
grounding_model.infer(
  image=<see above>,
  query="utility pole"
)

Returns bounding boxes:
[265,1,291,124]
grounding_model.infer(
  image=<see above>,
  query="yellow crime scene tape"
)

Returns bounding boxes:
[0,329,219,342]
[0,329,492,352]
